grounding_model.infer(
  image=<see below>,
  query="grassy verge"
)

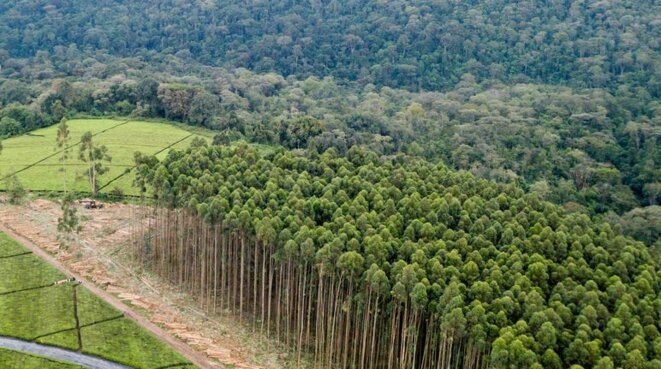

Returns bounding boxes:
[0,348,83,369]
[0,233,27,257]
[0,232,195,369]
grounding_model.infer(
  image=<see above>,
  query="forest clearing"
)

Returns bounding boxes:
[0,119,209,196]
[0,197,292,369]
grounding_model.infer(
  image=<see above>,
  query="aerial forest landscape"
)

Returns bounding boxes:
[0,1,658,369]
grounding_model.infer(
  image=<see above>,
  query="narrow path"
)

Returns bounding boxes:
[0,336,130,369]
[0,223,215,369]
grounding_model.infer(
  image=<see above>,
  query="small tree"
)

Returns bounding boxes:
[4,173,26,204]
[55,118,71,192]
[78,131,111,197]
[57,193,81,247]
[132,152,159,200]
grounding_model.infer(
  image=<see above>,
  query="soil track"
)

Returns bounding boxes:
[0,198,280,369]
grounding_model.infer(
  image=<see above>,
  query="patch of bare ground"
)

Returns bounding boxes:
[0,196,308,369]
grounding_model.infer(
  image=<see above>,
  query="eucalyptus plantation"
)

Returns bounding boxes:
[131,144,659,369]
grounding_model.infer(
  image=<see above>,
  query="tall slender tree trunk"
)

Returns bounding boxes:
[261,242,267,336]
[240,233,245,325]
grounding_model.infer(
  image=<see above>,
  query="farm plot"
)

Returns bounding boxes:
[0,119,209,196]
[0,232,195,369]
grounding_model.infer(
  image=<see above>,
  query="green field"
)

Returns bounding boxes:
[0,232,196,369]
[0,119,210,196]
[0,348,83,369]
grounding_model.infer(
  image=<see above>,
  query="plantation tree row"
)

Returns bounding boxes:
[130,143,659,369]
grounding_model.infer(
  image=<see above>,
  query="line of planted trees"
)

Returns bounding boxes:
[129,143,659,369]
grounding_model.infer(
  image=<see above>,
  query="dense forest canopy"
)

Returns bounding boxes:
[0,64,657,245]
[0,0,659,93]
[132,143,660,369]
[0,2,657,239]
[0,1,659,368]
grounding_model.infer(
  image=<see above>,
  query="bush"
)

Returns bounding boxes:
[4,173,26,204]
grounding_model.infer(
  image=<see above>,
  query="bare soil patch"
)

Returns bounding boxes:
[0,197,298,369]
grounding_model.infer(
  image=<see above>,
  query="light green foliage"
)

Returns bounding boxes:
[78,130,112,197]
[76,318,191,369]
[0,233,25,256]
[0,232,194,368]
[0,285,119,344]
[0,119,209,195]
[55,119,71,192]
[0,253,65,295]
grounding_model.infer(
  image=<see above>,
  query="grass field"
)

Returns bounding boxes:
[0,232,196,369]
[0,119,211,196]
[0,348,83,369]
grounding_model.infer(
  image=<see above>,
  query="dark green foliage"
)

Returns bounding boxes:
[135,144,659,368]
[0,0,657,94]
[604,206,661,248]
[0,0,656,365]
[0,2,657,239]
[55,118,71,192]
[0,66,656,238]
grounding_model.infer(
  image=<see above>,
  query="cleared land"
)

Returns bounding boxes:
[0,232,196,369]
[0,119,209,196]
[0,198,279,369]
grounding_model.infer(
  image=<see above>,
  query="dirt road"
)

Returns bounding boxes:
[0,222,216,369]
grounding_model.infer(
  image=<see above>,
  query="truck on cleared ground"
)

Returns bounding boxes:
[77,199,104,209]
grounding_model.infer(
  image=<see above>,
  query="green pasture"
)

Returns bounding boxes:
[0,348,83,369]
[0,232,195,368]
[0,119,210,196]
